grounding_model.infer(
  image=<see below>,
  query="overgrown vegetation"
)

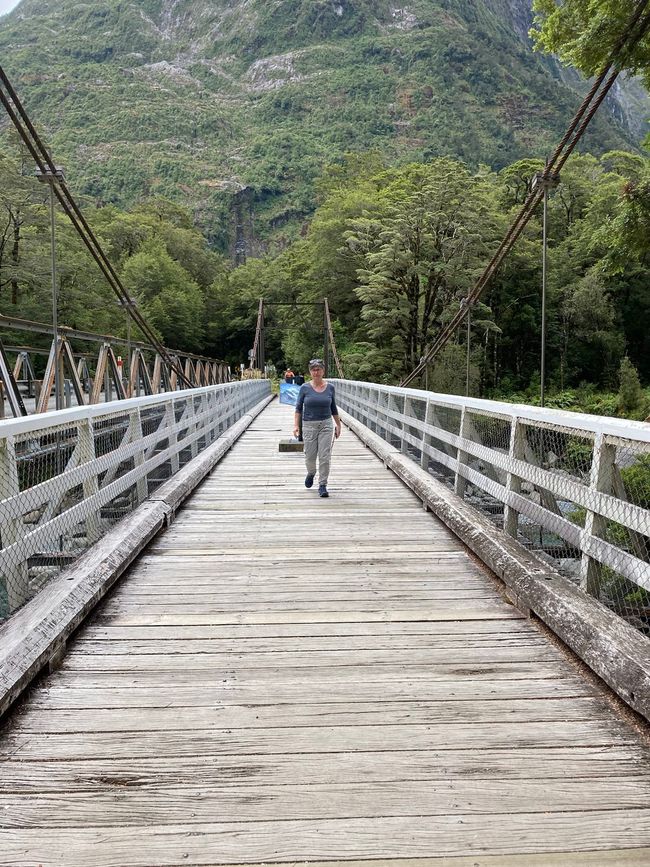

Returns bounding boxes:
[0,1,649,417]
[1,137,649,418]
[0,0,643,250]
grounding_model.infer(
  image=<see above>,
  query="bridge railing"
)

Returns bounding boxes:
[332,380,650,632]
[0,379,270,621]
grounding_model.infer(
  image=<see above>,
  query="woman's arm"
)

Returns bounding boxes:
[293,386,305,437]
[331,386,341,438]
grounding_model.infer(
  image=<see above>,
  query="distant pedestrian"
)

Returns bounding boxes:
[294,372,305,385]
[284,368,295,384]
[293,358,341,498]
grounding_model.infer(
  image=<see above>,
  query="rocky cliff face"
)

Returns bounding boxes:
[1,0,646,258]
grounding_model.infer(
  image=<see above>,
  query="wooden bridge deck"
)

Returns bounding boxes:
[2,399,650,865]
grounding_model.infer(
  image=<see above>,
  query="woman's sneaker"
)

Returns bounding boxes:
[319,484,329,498]
[305,474,314,488]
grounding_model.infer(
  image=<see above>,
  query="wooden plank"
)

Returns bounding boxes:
[22,677,595,709]
[62,636,555,656]
[91,608,523,626]
[4,810,650,865]
[41,660,576,686]
[57,646,563,672]
[77,618,536,640]
[10,697,613,734]
[2,719,635,761]
[1,747,647,793]
[4,777,650,828]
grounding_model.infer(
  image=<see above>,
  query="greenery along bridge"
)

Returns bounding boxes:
[0,375,649,865]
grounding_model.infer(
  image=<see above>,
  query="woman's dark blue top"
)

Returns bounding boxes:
[295,383,338,421]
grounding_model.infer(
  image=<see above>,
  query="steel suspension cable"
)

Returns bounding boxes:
[324,299,345,379]
[250,299,264,369]
[0,66,194,386]
[400,1,650,387]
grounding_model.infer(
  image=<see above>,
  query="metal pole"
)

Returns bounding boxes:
[126,309,132,386]
[466,305,471,397]
[323,299,329,378]
[259,300,265,375]
[541,185,548,408]
[48,181,62,411]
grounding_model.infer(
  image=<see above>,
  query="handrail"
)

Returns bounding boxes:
[333,381,650,443]
[0,379,271,621]
[331,379,650,629]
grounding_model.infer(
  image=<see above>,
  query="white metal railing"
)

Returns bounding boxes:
[332,380,650,630]
[0,379,271,620]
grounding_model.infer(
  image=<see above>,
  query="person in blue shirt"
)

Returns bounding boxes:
[293,358,341,498]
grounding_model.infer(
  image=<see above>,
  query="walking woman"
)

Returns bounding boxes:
[293,358,341,498]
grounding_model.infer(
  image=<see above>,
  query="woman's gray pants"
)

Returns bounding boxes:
[302,419,334,485]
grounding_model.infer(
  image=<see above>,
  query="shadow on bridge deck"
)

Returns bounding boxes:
[1,399,650,865]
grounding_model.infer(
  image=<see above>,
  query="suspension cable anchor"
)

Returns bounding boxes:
[530,170,561,193]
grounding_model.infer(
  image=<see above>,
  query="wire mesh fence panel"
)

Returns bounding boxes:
[0,380,270,622]
[331,379,650,634]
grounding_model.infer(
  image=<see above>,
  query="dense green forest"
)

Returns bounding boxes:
[0,0,646,251]
[1,135,649,418]
[0,0,649,418]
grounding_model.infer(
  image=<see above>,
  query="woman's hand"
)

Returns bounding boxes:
[334,423,342,439]
[293,426,300,438]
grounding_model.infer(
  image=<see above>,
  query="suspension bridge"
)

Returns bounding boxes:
[1,9,650,864]
[0,373,649,865]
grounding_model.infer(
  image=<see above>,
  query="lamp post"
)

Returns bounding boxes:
[530,168,560,408]
[36,164,65,410]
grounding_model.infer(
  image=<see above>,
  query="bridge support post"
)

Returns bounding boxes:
[454,407,471,498]
[130,409,149,505]
[165,401,181,473]
[421,401,432,472]
[0,436,29,611]
[78,419,101,545]
[503,418,525,538]
[580,432,615,597]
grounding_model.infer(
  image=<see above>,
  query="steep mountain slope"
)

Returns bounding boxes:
[0,0,645,255]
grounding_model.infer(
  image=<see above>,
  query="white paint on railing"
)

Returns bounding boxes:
[0,380,271,618]
[331,380,650,607]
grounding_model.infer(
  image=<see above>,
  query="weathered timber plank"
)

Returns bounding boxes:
[42,659,576,686]
[1,747,646,793]
[2,720,634,761]
[21,677,595,709]
[91,608,523,625]
[78,618,534,640]
[57,646,563,672]
[61,637,555,658]
[9,697,613,734]
[4,810,650,865]
[97,600,517,616]
[4,777,650,829]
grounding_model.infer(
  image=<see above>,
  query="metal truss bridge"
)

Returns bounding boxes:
[0,378,649,865]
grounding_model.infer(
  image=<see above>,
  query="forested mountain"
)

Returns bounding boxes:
[1,0,649,419]
[0,0,646,254]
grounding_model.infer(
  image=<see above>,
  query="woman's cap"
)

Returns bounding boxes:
[308,358,325,369]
